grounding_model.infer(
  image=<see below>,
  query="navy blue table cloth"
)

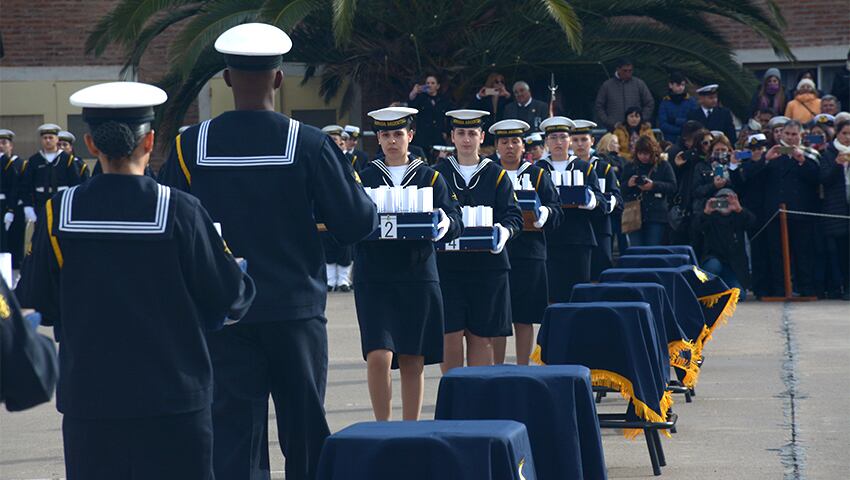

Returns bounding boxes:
[617,254,691,269]
[317,420,537,480]
[570,283,698,388]
[435,365,607,480]
[623,245,698,265]
[534,302,672,438]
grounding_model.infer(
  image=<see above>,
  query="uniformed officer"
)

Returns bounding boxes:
[434,109,523,371]
[686,84,737,144]
[570,120,623,279]
[524,132,546,162]
[58,131,91,181]
[20,81,255,480]
[355,107,462,421]
[0,275,58,412]
[320,124,356,292]
[536,117,606,302]
[157,23,377,480]
[343,124,371,171]
[18,123,84,225]
[1,130,20,256]
[766,115,790,147]
[489,119,561,365]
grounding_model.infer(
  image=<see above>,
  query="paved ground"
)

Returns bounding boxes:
[1,295,848,479]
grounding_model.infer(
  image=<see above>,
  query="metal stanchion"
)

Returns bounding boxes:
[762,203,817,302]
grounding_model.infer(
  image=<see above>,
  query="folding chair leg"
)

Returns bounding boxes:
[684,389,692,403]
[644,429,661,476]
[595,391,605,403]
[652,429,667,467]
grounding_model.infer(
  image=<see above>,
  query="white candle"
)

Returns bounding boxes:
[573,170,584,186]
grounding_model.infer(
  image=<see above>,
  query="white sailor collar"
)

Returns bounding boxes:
[371,156,426,187]
[446,155,492,189]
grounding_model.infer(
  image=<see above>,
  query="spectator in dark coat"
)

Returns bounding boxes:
[594,58,655,131]
[819,119,850,299]
[694,190,756,300]
[669,125,709,245]
[690,134,740,213]
[658,71,698,144]
[687,84,737,144]
[749,67,787,117]
[408,74,454,152]
[470,72,512,136]
[737,134,773,298]
[620,136,677,246]
[830,50,850,110]
[503,81,549,131]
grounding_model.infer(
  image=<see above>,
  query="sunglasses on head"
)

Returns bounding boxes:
[701,140,711,146]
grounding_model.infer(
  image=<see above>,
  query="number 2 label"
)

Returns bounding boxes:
[380,214,398,239]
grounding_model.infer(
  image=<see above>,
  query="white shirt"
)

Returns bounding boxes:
[458,164,478,184]
[42,151,59,164]
[386,165,407,186]
[551,160,570,173]
[506,169,519,185]
[702,107,713,117]
[518,98,533,108]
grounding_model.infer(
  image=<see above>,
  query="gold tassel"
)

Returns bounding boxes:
[692,266,709,283]
[696,288,740,352]
[590,369,674,439]
[668,339,701,388]
[530,345,545,365]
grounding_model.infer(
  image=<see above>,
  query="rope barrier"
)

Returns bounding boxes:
[750,208,850,241]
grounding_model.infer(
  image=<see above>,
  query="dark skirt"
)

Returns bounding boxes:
[546,247,592,303]
[439,270,512,337]
[508,258,549,324]
[354,281,445,368]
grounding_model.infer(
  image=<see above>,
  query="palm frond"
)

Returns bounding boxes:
[86,0,198,55]
[120,5,203,76]
[259,0,326,31]
[538,0,582,52]
[332,0,358,46]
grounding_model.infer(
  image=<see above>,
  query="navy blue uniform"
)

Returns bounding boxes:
[159,110,378,480]
[3,155,26,268]
[434,156,523,337]
[354,157,462,367]
[18,151,84,212]
[346,148,370,172]
[1,154,19,256]
[686,106,737,144]
[535,158,607,302]
[589,157,623,280]
[92,159,155,178]
[20,174,253,479]
[502,161,562,324]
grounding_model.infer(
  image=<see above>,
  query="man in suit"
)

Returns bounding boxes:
[687,84,737,143]
[503,81,549,131]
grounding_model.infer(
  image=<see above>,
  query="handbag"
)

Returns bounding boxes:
[621,197,643,234]
[668,194,689,232]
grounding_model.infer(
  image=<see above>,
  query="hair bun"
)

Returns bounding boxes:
[91,121,139,160]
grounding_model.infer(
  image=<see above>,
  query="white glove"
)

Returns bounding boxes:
[3,212,13,231]
[433,208,451,242]
[24,206,37,223]
[578,192,598,211]
[607,196,617,214]
[533,206,549,229]
[223,317,240,326]
[491,223,510,254]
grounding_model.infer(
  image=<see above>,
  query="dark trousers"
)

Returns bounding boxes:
[207,317,330,480]
[321,233,352,266]
[590,234,613,281]
[766,217,816,296]
[628,221,667,247]
[546,246,591,303]
[63,407,213,480]
[825,233,850,295]
[748,227,772,298]
[5,205,26,268]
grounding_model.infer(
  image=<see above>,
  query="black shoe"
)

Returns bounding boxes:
[328,285,335,292]
[337,284,351,293]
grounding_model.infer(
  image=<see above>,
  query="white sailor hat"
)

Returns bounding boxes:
[70,82,167,126]
[215,23,293,71]
[696,84,719,95]
[767,116,791,129]
[445,109,489,129]
[38,123,62,135]
[0,129,15,140]
[746,133,767,148]
[747,118,762,131]
[432,145,456,152]
[488,119,530,137]
[570,119,598,135]
[524,132,544,146]
[343,125,361,138]
[58,131,76,143]
[368,107,418,131]
[322,125,345,136]
[710,130,725,139]
[539,116,576,135]
[812,113,835,127]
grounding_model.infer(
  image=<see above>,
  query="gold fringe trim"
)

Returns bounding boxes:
[668,339,700,389]
[530,345,545,365]
[590,369,674,439]
[692,266,709,282]
[696,288,740,351]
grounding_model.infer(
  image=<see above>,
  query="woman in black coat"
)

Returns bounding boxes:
[620,135,677,246]
[819,119,850,299]
[407,74,454,153]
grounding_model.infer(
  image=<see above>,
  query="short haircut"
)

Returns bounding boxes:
[783,120,803,131]
[835,119,850,134]
[512,81,530,91]
[669,71,686,84]
[616,57,633,68]
[821,94,841,109]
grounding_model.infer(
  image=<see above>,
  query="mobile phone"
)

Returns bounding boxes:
[421,85,430,93]
[804,134,825,145]
[778,146,795,155]
[713,165,725,177]
[712,198,729,209]
[735,150,752,160]
[484,88,499,96]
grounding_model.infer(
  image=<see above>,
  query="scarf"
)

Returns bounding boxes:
[833,139,850,203]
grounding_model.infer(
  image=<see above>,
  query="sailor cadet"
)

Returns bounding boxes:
[157,23,377,480]
[1,129,20,257]
[536,116,607,301]
[432,144,455,162]
[766,115,791,147]
[343,124,371,172]
[19,81,255,480]
[570,120,623,279]
[355,107,462,421]
[57,131,90,181]
[18,123,84,225]
[686,84,737,143]
[524,132,546,162]
[434,109,523,370]
[320,124,357,292]
[489,119,562,365]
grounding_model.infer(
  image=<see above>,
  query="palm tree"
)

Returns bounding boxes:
[86,0,791,139]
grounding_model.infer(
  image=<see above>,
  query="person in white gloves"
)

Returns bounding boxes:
[489,119,563,365]
[434,110,523,371]
[569,120,624,279]
[353,107,462,421]
[536,117,608,302]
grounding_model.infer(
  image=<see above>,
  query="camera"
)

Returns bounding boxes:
[711,198,729,210]
[422,85,430,93]
[636,175,649,186]
[735,150,752,161]
[804,134,825,145]
[713,165,725,177]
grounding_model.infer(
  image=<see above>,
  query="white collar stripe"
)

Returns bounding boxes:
[196,119,300,166]
[58,185,170,234]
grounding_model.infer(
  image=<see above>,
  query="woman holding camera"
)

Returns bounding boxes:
[620,135,677,246]
[408,73,454,153]
[690,135,741,214]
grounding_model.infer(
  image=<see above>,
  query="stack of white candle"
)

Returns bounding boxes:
[365,186,433,213]
[511,175,535,191]
[461,205,493,227]
[550,170,585,187]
